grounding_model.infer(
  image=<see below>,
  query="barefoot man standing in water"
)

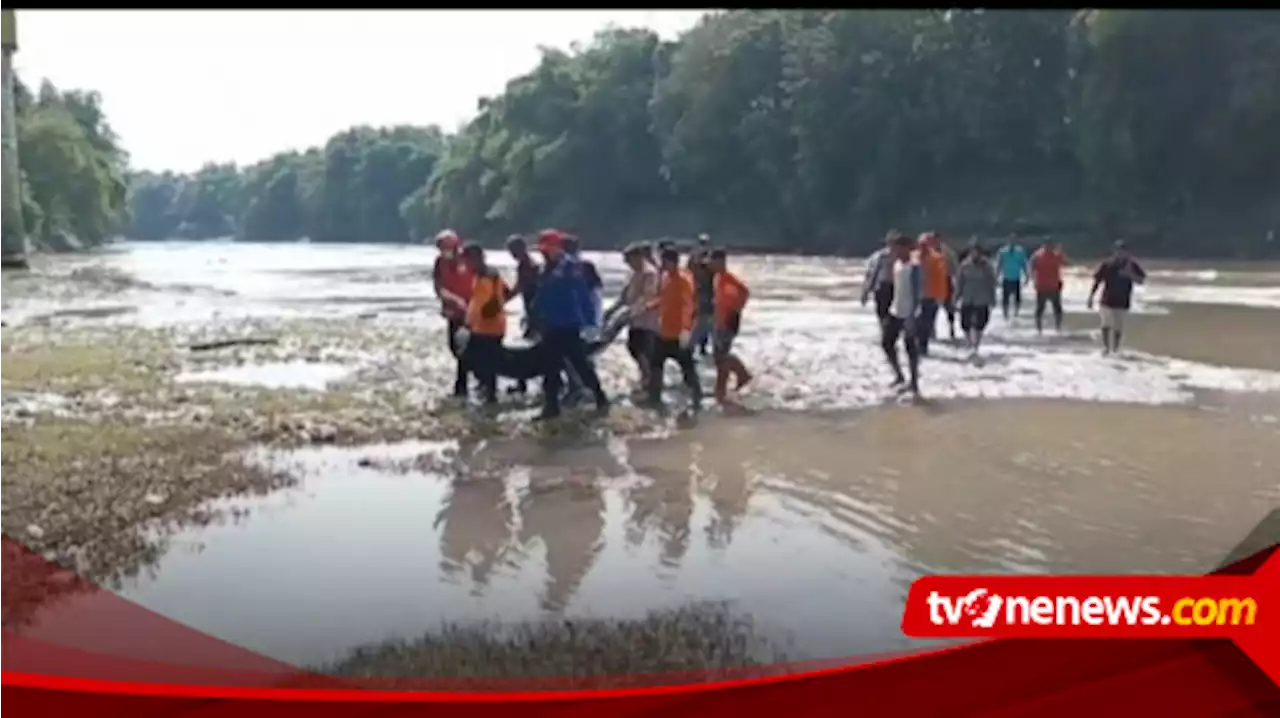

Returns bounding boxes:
[881,233,923,397]
[956,242,998,359]
[996,235,1030,321]
[1087,240,1147,356]
[1030,240,1068,334]
[709,248,753,405]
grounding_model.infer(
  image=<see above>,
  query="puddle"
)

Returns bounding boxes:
[113,438,911,667]
[111,400,1279,669]
[175,361,354,391]
[1,391,75,419]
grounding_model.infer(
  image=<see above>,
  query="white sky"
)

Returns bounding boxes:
[13,10,708,173]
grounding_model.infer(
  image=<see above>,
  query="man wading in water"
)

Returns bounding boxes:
[917,232,951,356]
[531,229,610,420]
[1030,240,1068,334]
[432,229,474,400]
[861,231,898,323]
[461,242,512,407]
[647,247,703,416]
[605,243,660,397]
[955,242,998,359]
[561,236,603,404]
[1087,240,1147,356]
[996,235,1030,321]
[709,248,753,405]
[881,233,923,397]
[506,234,541,395]
[688,233,716,359]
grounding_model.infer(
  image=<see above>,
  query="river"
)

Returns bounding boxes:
[2,241,1278,675]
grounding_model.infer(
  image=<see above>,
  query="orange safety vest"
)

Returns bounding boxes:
[466,271,509,337]
[657,269,694,340]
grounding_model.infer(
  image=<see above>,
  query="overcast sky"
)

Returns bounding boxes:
[13,10,708,173]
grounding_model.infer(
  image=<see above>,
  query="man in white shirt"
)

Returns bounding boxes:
[880,233,923,397]
[605,243,661,393]
[860,232,898,321]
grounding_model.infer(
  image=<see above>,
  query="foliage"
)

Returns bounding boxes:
[110,10,1280,256]
[14,78,130,248]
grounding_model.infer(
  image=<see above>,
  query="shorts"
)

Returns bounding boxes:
[959,305,991,333]
[1099,306,1128,332]
[712,328,737,358]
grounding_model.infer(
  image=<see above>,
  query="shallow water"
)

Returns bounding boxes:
[5,242,1280,413]
[113,401,1279,667]
[176,361,354,391]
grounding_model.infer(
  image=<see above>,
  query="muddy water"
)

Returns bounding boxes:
[5,242,1280,671]
[112,400,1279,667]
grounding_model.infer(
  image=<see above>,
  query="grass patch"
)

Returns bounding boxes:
[317,602,789,688]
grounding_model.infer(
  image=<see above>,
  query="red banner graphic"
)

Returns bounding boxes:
[3,535,1278,715]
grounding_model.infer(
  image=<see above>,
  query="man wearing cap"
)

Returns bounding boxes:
[1087,240,1147,356]
[432,229,474,398]
[531,229,610,419]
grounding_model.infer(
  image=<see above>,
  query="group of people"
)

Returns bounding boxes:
[861,231,1147,397]
[432,229,753,421]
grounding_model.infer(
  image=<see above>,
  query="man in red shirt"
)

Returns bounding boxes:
[433,229,474,398]
[1029,241,1068,334]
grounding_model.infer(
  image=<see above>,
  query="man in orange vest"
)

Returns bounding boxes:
[433,229,473,398]
[917,232,951,356]
[709,248,753,404]
[646,247,702,415]
[461,242,512,406]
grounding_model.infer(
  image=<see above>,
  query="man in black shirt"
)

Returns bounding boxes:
[506,234,542,394]
[688,233,716,357]
[561,235,602,403]
[1087,240,1147,356]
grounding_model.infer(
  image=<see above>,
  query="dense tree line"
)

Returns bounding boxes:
[13,77,130,251]
[121,10,1279,256]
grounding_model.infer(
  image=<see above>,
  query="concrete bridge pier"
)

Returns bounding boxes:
[1,10,29,270]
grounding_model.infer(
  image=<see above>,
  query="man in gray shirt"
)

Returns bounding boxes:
[955,242,998,358]
[860,231,899,322]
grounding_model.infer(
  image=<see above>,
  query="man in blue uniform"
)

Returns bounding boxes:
[531,229,610,420]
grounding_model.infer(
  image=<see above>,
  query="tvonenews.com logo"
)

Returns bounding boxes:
[924,588,1257,630]
[900,573,1272,640]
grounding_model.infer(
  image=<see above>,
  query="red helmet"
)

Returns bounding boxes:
[537,228,567,251]
[435,229,461,251]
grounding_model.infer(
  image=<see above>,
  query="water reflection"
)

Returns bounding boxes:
[22,400,1266,670]
[436,473,513,592]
